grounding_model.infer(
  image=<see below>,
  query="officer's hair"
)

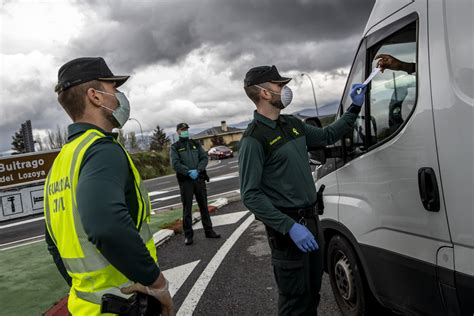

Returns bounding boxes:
[244,82,271,105]
[57,80,104,121]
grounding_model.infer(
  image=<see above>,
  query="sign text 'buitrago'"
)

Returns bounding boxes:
[0,150,59,188]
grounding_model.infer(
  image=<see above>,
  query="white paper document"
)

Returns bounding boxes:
[363,67,381,85]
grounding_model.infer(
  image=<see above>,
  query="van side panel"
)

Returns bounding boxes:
[428,1,474,313]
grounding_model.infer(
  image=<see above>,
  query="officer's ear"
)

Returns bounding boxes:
[86,88,103,108]
[257,85,272,102]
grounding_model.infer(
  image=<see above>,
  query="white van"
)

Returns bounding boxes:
[312,1,473,315]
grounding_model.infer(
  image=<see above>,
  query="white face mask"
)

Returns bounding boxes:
[256,85,293,109]
[95,90,131,128]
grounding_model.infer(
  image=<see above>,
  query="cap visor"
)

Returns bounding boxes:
[98,75,130,88]
[271,77,292,84]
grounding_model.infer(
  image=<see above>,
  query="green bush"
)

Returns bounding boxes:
[130,150,174,179]
[227,140,240,152]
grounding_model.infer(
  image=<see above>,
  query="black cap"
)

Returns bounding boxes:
[55,57,130,93]
[244,65,291,87]
[176,122,190,130]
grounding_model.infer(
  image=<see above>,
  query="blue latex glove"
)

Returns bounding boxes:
[188,169,199,180]
[288,223,319,253]
[350,83,367,106]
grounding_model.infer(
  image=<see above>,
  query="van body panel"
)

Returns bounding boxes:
[428,0,474,279]
[314,170,339,220]
[364,0,414,35]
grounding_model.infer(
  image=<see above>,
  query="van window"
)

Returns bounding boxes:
[368,22,417,144]
[341,43,367,152]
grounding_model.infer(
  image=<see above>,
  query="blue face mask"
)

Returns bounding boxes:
[180,130,190,138]
[96,90,131,128]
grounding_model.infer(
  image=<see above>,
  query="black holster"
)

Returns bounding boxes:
[267,205,318,250]
[316,184,325,215]
[100,293,162,316]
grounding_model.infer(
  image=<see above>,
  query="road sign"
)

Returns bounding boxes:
[0,150,59,189]
[1,193,23,217]
[30,189,44,211]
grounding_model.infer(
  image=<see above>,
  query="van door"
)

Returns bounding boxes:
[335,3,453,314]
[428,1,474,314]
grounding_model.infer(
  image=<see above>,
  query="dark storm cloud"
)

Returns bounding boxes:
[71,0,374,73]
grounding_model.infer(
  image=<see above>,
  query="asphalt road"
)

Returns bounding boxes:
[158,200,342,315]
[0,157,240,248]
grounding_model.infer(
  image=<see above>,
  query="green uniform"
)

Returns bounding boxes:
[170,138,208,176]
[239,107,360,315]
[45,123,160,289]
[170,138,214,239]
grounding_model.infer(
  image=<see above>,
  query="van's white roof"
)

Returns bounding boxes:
[364,0,414,35]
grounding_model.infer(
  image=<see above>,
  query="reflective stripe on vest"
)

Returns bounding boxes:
[44,129,157,308]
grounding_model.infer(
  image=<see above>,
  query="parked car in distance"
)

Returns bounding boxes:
[208,146,233,160]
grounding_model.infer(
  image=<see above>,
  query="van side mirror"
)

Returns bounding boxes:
[304,117,323,128]
[308,146,343,165]
[309,150,326,165]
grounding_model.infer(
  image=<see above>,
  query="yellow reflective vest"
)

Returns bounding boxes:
[44,129,157,315]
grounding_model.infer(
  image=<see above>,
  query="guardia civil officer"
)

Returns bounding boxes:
[170,123,220,245]
[239,65,366,315]
[44,57,173,315]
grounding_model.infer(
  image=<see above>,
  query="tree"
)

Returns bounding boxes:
[47,125,68,149]
[11,129,25,154]
[129,131,138,150]
[34,135,44,151]
[149,125,170,151]
[117,129,126,147]
[211,135,225,147]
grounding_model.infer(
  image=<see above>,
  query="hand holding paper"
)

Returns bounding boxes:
[363,67,381,86]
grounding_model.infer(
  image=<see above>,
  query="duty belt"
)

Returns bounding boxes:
[278,205,317,226]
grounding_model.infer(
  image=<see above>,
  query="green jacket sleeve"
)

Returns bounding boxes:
[239,137,295,234]
[196,142,208,171]
[76,139,160,286]
[304,110,358,147]
[170,144,189,176]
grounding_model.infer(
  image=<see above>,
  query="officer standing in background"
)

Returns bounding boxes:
[170,123,220,245]
[239,65,366,315]
[44,57,173,315]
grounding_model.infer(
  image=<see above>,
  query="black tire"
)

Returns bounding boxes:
[327,235,378,316]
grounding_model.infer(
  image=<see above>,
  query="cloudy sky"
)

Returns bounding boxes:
[0,0,375,153]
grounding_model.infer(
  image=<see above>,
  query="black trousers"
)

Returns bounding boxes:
[265,215,324,316]
[178,178,214,239]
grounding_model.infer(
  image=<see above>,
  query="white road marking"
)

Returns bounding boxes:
[151,194,182,202]
[230,165,239,169]
[177,213,255,315]
[148,190,170,196]
[1,238,44,251]
[162,260,201,297]
[193,211,249,230]
[208,172,239,183]
[206,161,222,170]
[151,189,240,210]
[143,173,176,183]
[207,164,224,171]
[0,234,45,247]
[0,216,44,229]
[228,160,238,164]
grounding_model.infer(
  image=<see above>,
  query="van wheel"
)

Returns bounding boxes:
[327,235,374,316]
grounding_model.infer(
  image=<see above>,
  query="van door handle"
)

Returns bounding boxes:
[418,167,440,212]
